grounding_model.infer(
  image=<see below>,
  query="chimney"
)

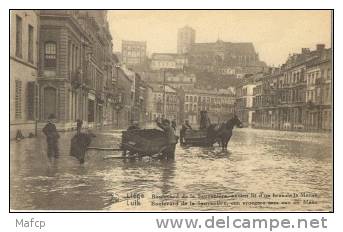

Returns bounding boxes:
[316,44,325,51]
[302,48,310,54]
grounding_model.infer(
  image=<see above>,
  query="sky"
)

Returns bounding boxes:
[108,10,332,66]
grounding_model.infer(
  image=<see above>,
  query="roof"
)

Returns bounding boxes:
[184,87,235,96]
[151,53,185,60]
[190,41,256,55]
[149,84,177,93]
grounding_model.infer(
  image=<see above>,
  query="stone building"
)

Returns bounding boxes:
[165,72,196,90]
[251,45,332,131]
[150,53,187,71]
[235,82,256,127]
[112,65,134,128]
[183,88,236,125]
[251,69,283,130]
[305,47,332,131]
[148,84,180,122]
[37,10,114,130]
[177,26,195,54]
[10,10,40,139]
[121,40,147,69]
[188,39,266,75]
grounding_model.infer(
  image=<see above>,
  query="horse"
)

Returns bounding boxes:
[207,115,243,150]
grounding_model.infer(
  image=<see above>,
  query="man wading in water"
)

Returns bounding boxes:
[42,114,60,160]
[156,118,177,160]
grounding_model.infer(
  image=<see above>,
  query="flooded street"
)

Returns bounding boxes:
[10,128,332,211]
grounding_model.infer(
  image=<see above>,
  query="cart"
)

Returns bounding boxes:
[183,129,213,146]
[120,129,176,159]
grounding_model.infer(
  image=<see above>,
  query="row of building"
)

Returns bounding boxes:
[10,10,331,139]
[10,10,149,139]
[236,44,332,131]
[119,25,267,77]
[10,10,238,139]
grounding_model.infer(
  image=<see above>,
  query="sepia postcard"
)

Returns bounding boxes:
[9,10,333,212]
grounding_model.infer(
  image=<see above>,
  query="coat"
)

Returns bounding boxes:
[70,133,93,164]
[42,122,59,142]
[156,121,177,144]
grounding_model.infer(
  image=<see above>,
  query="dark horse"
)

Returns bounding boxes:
[207,115,243,150]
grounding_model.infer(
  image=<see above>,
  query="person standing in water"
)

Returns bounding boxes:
[42,114,60,160]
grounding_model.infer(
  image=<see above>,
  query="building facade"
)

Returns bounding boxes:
[148,84,180,122]
[165,72,196,90]
[188,40,266,75]
[177,26,195,54]
[236,83,256,127]
[150,53,187,71]
[121,40,147,68]
[10,10,40,139]
[112,66,134,128]
[305,48,332,131]
[183,88,236,125]
[37,10,114,130]
[251,45,332,131]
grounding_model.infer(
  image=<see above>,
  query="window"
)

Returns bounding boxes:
[28,25,34,63]
[15,15,22,58]
[44,42,57,68]
[15,80,22,119]
[27,82,35,120]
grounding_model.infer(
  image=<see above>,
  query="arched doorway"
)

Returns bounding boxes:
[44,87,57,120]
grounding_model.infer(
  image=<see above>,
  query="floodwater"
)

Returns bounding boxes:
[10,127,332,211]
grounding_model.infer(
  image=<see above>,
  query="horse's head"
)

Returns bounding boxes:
[230,115,243,128]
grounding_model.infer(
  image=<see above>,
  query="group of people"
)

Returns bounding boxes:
[126,117,193,159]
[42,112,195,162]
[42,114,93,163]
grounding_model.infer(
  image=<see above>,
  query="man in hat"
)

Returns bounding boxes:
[42,114,60,160]
[156,118,177,160]
[180,119,192,145]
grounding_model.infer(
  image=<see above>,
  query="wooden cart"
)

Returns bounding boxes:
[183,129,213,147]
[120,129,177,159]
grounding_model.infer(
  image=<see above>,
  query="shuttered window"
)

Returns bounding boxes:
[15,80,22,119]
[15,15,22,58]
[28,25,34,63]
[27,82,35,120]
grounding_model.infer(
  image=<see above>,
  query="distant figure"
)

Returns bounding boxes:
[127,121,140,131]
[156,118,177,160]
[76,119,83,135]
[180,120,192,145]
[42,114,60,160]
[199,111,211,129]
[171,119,177,131]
